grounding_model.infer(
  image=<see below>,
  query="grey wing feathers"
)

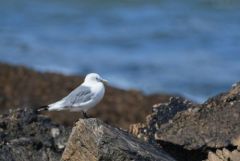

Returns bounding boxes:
[63,85,94,106]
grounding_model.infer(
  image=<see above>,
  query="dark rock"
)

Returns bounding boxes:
[61,118,176,161]
[0,108,70,161]
[129,82,240,161]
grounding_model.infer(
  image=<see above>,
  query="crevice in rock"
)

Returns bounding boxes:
[157,140,207,161]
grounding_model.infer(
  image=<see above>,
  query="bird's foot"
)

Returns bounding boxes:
[82,111,90,119]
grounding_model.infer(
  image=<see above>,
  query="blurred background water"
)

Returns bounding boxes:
[0,0,239,102]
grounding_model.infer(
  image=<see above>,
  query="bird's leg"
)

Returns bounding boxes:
[82,111,89,118]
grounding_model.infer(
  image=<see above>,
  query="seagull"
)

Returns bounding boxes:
[38,73,108,117]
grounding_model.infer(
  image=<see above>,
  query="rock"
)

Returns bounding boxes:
[129,82,240,161]
[231,135,240,147]
[0,63,171,128]
[61,118,176,161]
[129,97,194,144]
[129,123,148,141]
[0,108,70,161]
[205,148,240,161]
[155,83,240,150]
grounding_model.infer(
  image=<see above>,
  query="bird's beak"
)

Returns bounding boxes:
[100,78,108,85]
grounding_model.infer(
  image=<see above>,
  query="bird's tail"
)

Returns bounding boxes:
[37,105,49,112]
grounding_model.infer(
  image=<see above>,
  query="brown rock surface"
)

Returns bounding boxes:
[61,118,176,161]
[0,63,171,128]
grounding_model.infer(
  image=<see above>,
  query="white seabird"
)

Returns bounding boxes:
[38,73,107,117]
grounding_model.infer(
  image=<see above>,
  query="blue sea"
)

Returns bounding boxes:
[0,0,240,102]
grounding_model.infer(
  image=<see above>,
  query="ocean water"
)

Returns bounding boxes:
[0,0,240,102]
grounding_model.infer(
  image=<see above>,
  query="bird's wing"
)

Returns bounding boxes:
[63,85,94,107]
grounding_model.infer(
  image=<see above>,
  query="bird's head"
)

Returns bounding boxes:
[85,73,108,85]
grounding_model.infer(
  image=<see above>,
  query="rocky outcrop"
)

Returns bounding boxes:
[129,97,194,142]
[1,63,240,161]
[0,63,171,128]
[61,118,176,161]
[0,108,176,161]
[0,108,70,161]
[129,82,240,161]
